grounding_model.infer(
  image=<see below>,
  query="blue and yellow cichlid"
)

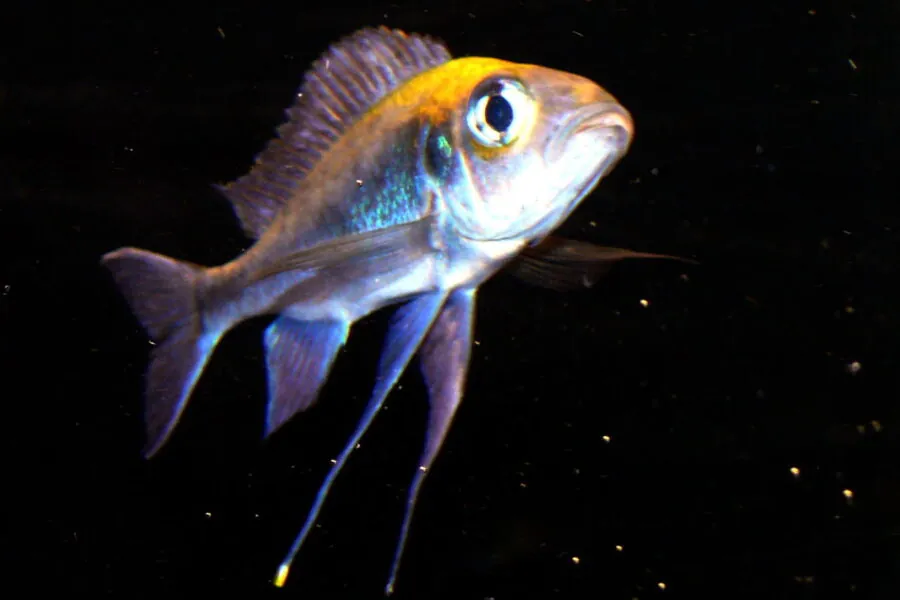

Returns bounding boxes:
[102,26,677,594]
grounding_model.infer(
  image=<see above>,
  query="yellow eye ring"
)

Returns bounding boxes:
[466,79,535,148]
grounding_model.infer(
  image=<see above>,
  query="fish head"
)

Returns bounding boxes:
[416,58,633,243]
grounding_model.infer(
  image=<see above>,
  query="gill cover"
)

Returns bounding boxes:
[420,66,545,241]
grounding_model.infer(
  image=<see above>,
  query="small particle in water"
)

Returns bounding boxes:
[204,512,212,518]
[602,435,611,443]
[639,299,650,308]
[571,556,581,564]
[871,420,883,432]
[658,581,667,590]
[790,466,800,478]
[217,26,225,39]
[615,545,624,552]
[572,30,584,38]
[847,361,862,375]
[842,489,854,503]
[848,58,858,70]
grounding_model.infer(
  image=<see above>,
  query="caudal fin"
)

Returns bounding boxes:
[101,247,222,458]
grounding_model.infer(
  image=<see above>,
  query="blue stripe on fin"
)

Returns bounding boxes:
[385,287,477,595]
[274,291,448,588]
[263,316,349,437]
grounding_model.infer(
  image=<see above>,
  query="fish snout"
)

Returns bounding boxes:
[575,104,634,154]
[546,101,634,163]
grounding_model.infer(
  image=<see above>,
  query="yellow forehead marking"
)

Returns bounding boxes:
[378,57,544,162]
[383,57,520,121]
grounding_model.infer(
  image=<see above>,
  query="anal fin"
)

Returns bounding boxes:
[263,316,349,437]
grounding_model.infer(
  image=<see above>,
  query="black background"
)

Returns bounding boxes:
[3,1,900,597]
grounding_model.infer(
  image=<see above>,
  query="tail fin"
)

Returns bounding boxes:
[101,247,222,458]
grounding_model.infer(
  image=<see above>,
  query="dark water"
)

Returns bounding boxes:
[3,2,899,597]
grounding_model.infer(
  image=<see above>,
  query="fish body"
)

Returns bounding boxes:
[101,27,671,593]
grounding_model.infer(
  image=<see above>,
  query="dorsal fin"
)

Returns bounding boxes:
[215,27,453,239]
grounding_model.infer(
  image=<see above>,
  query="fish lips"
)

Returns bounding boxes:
[548,101,634,163]
[533,102,634,234]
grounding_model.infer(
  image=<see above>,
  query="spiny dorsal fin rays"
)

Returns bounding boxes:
[215,27,452,239]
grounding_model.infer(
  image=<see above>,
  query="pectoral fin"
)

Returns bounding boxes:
[385,287,477,595]
[252,216,436,284]
[508,236,695,291]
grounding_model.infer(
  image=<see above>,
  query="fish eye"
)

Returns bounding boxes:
[466,79,535,148]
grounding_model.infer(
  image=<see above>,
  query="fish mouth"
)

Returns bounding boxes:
[529,102,634,238]
[547,101,634,163]
[576,106,633,151]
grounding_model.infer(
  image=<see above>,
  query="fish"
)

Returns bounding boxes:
[100,26,685,594]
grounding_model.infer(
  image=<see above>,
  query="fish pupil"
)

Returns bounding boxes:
[485,94,513,132]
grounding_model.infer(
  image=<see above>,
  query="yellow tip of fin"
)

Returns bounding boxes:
[274,564,290,588]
